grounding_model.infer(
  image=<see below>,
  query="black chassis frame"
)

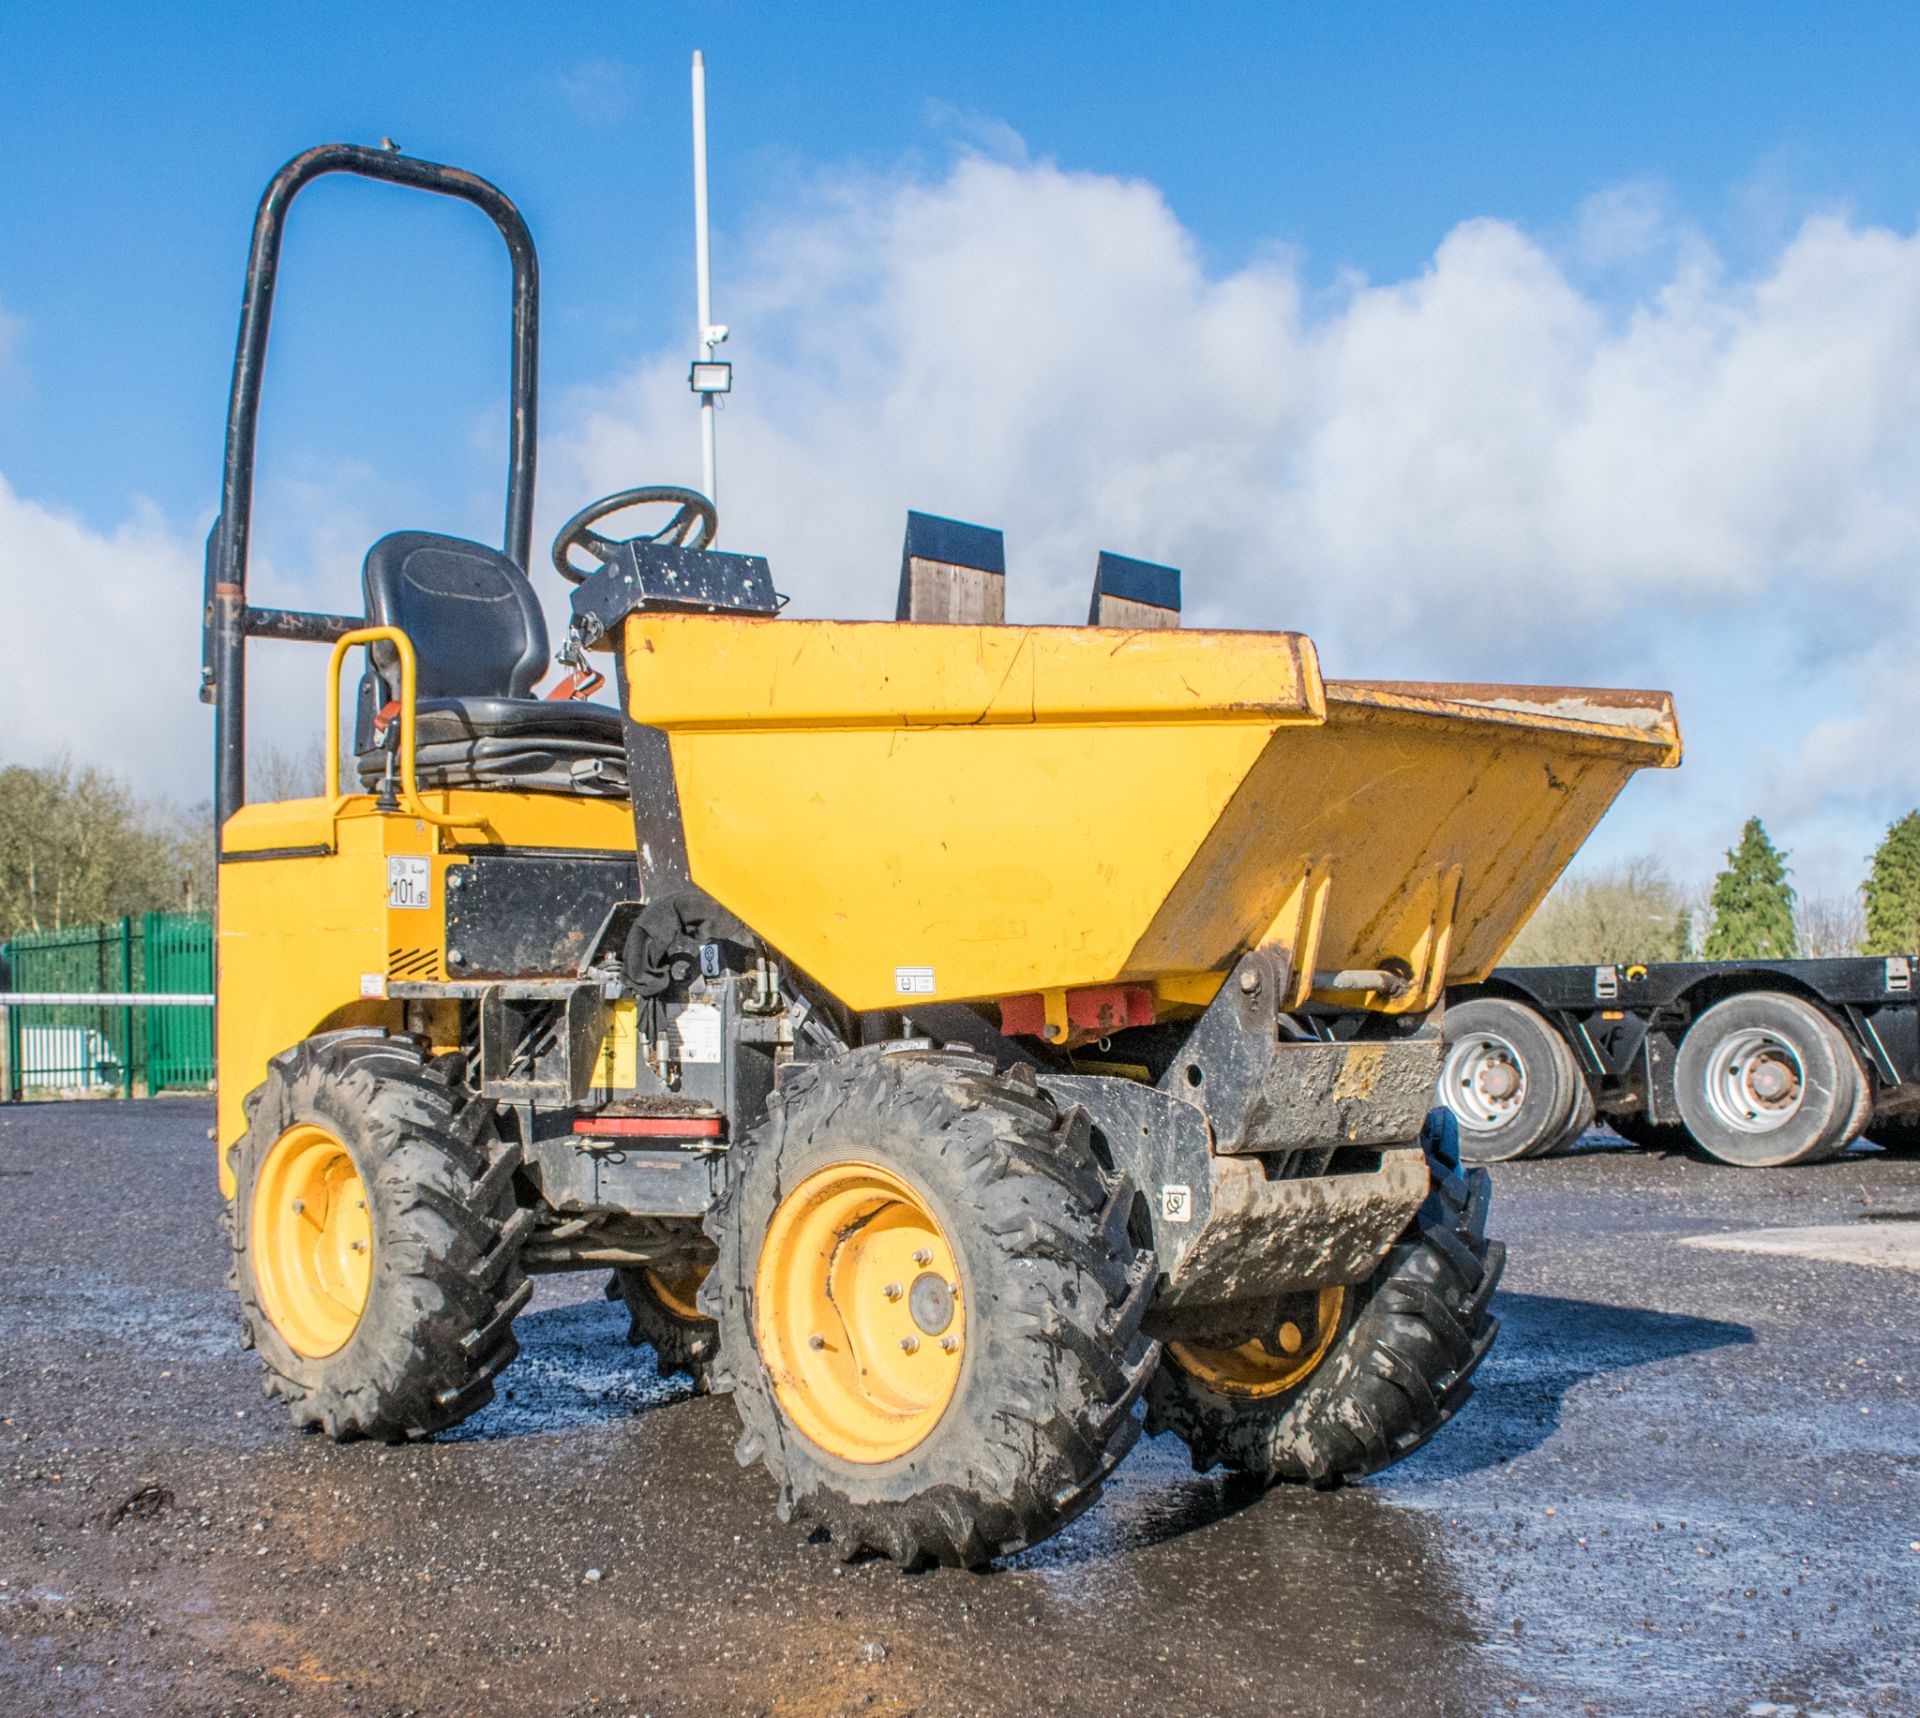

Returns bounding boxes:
[1456,955,1920,1125]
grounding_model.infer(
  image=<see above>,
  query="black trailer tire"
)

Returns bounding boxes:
[1605,1111,1692,1154]
[1440,997,1577,1163]
[1529,1069,1596,1159]
[229,1031,531,1440]
[615,1252,719,1392]
[701,1047,1158,1568]
[1674,993,1870,1168]
[1144,1111,1504,1485]
[1869,1118,1920,1156]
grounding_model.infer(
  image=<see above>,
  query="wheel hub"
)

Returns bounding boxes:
[1444,1031,1527,1132]
[754,1161,965,1463]
[907,1270,954,1336]
[250,1122,373,1358]
[1703,1028,1805,1133]
[1167,1286,1348,1398]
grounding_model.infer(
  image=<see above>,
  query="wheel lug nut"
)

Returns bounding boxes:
[882,1282,902,1301]
[350,1240,367,1253]
[290,1199,304,1214]
[911,1248,932,1266]
[808,1333,826,1351]
[899,1336,919,1354]
[940,1336,958,1353]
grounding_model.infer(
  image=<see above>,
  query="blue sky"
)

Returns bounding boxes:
[6,2,1920,908]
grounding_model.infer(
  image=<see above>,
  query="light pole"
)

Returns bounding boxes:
[690,50,730,508]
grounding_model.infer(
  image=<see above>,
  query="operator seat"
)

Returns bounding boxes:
[353,531,627,797]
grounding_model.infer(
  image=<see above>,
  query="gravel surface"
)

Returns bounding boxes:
[0,1097,1914,1716]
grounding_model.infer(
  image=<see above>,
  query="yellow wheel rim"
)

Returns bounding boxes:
[645,1260,711,1324]
[250,1122,374,1359]
[755,1160,965,1463]
[1167,1286,1347,1399]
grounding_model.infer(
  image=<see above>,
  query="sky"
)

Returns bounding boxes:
[7,1,1920,904]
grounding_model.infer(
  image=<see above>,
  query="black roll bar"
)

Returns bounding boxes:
[202,143,540,833]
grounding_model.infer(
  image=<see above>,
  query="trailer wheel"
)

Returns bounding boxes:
[615,1253,718,1392]
[1674,993,1870,1167]
[1440,997,1578,1162]
[1144,1111,1504,1485]
[701,1047,1158,1567]
[1530,1072,1596,1159]
[229,1032,532,1440]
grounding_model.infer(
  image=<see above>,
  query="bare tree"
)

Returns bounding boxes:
[247,739,329,804]
[1504,856,1694,967]
[0,758,212,935]
[1797,891,1866,958]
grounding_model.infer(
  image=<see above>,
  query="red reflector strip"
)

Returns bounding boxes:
[573,1117,723,1138]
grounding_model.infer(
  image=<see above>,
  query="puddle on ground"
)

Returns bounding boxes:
[441,1276,691,1441]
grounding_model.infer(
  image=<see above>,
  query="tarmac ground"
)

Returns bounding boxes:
[0,1097,1915,1717]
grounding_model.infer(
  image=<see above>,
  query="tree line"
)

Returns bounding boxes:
[0,760,213,938]
[1508,811,1920,966]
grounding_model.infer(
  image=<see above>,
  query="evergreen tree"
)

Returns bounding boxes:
[1703,817,1797,960]
[1862,810,1920,954]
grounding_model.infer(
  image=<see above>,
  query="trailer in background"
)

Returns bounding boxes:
[1439,956,1920,1167]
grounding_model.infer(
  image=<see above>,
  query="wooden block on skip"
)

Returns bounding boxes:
[1089,551,1181,628]
[897,511,1007,623]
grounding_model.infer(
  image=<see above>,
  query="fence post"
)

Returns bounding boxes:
[119,916,134,1100]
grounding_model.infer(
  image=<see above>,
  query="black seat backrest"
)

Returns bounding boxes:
[361,531,547,704]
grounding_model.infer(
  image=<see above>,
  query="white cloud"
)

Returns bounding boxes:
[0,476,210,797]
[551,152,1920,893]
[10,147,1920,895]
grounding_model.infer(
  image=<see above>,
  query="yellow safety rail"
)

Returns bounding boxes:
[322,626,469,829]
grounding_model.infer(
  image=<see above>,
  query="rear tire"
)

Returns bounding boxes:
[1441,997,1577,1163]
[1674,993,1869,1167]
[229,1032,531,1440]
[702,1047,1158,1567]
[615,1250,719,1392]
[1144,1111,1503,1485]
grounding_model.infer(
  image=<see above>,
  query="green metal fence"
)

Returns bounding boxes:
[1,912,215,1098]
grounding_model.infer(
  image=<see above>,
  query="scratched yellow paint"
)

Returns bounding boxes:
[624,615,1679,1013]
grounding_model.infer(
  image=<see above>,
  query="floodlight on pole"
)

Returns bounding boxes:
[691,50,727,509]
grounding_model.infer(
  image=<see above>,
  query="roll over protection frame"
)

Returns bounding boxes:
[201,143,540,836]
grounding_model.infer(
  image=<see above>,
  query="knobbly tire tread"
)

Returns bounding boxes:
[700,1047,1160,1569]
[613,1255,720,1393]
[1143,1113,1504,1488]
[228,1030,529,1441]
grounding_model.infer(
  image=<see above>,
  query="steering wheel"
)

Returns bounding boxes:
[550,485,719,584]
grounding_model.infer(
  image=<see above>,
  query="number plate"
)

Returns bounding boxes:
[387,857,432,910]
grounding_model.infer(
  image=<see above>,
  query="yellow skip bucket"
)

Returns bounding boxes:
[619,614,1679,1014]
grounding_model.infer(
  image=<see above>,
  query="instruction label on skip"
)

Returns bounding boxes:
[675,1003,722,1065]
[894,966,936,996]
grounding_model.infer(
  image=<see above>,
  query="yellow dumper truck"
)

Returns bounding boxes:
[205,146,1681,1565]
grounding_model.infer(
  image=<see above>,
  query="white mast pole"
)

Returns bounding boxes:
[692,50,719,505]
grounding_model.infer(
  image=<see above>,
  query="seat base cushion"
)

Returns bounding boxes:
[356,696,628,798]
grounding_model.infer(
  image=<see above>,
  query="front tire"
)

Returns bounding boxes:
[1144,1111,1503,1486]
[230,1032,532,1440]
[702,1047,1158,1567]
